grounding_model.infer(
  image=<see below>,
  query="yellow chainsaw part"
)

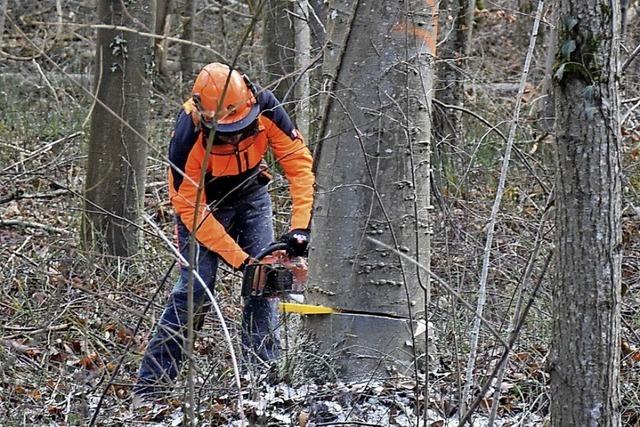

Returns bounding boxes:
[279,302,334,315]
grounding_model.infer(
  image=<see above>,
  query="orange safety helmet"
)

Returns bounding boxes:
[191,63,260,133]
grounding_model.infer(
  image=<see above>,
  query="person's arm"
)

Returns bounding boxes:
[168,110,250,269]
[258,90,315,231]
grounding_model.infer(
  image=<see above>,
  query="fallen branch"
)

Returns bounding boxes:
[3,323,70,340]
[1,219,70,235]
[0,189,70,204]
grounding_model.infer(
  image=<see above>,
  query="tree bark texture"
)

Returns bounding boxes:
[179,0,195,81]
[82,0,155,257]
[306,0,437,379]
[154,0,174,75]
[305,0,327,148]
[294,0,312,139]
[550,1,622,426]
[308,0,326,48]
[433,0,474,171]
[263,0,297,114]
[539,5,558,132]
[0,0,7,46]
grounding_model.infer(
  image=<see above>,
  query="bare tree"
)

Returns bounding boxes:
[154,0,174,75]
[263,0,296,112]
[294,0,312,139]
[82,1,155,256]
[306,0,437,380]
[0,0,6,46]
[433,0,475,176]
[262,1,313,137]
[550,0,622,425]
[179,0,195,81]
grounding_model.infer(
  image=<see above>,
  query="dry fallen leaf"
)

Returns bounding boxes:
[79,352,100,370]
[298,410,310,426]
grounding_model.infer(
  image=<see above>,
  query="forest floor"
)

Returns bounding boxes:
[2,1,640,426]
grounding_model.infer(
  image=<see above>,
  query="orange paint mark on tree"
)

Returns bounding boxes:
[391,1,439,56]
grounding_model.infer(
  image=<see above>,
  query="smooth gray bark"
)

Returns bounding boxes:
[294,0,311,139]
[306,0,436,379]
[82,0,155,257]
[550,1,622,425]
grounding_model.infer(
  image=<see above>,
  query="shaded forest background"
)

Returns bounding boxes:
[1,0,640,425]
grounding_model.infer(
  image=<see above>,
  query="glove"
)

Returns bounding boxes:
[236,256,255,273]
[279,229,310,257]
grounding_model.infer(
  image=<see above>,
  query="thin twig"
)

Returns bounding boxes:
[461,0,544,412]
[142,214,245,421]
[621,41,640,73]
[87,261,176,427]
[1,132,82,173]
[458,251,553,427]
[6,235,32,265]
[487,191,553,424]
[32,58,61,111]
[27,21,228,62]
[367,238,508,348]
[432,98,549,195]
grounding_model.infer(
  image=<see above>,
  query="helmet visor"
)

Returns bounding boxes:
[193,94,259,131]
[203,119,260,146]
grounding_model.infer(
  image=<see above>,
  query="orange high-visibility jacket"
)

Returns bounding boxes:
[168,89,314,269]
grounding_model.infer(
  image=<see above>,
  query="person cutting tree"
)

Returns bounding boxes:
[134,62,314,397]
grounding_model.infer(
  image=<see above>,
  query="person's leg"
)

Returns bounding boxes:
[135,219,219,396]
[232,188,280,363]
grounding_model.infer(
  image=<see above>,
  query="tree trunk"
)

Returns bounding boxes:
[154,0,174,75]
[433,0,474,178]
[179,0,195,83]
[306,0,327,148]
[263,0,312,133]
[82,1,155,257]
[306,0,437,380]
[516,0,535,46]
[537,4,558,165]
[550,1,622,426]
[294,0,311,139]
[308,0,326,47]
[0,0,6,46]
[263,0,296,114]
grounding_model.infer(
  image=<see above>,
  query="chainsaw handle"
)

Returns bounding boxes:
[253,242,288,262]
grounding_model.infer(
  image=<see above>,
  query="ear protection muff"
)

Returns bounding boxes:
[242,74,258,97]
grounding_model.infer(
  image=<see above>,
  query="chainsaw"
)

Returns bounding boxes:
[241,242,308,299]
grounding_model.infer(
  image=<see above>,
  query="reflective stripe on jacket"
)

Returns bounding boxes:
[167,89,314,269]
